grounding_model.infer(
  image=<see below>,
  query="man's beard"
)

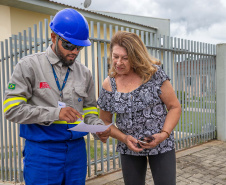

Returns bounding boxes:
[56,49,77,67]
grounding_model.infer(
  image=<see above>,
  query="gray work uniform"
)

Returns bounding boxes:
[3,45,102,141]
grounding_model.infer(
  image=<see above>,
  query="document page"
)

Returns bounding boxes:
[68,120,113,133]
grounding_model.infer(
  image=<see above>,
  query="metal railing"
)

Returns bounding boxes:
[0,19,216,183]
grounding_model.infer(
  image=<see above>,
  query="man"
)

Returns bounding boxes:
[4,8,109,185]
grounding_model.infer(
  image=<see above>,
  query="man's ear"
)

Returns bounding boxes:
[51,32,56,44]
[51,32,57,53]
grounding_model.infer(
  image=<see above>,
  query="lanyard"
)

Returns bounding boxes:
[45,55,70,100]
[51,65,70,100]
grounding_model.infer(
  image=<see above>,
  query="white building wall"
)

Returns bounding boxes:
[95,11,170,36]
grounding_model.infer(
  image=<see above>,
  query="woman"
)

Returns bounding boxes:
[97,31,181,185]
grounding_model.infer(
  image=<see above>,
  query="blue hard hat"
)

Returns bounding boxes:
[50,8,91,46]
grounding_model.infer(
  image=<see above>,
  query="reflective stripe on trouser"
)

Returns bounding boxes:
[23,138,87,185]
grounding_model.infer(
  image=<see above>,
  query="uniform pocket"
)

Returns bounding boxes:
[72,86,88,111]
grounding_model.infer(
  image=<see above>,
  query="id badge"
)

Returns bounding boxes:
[58,101,66,108]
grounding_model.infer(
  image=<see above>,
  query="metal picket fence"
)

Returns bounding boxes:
[0,18,216,183]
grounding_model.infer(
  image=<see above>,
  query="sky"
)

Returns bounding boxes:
[53,0,226,45]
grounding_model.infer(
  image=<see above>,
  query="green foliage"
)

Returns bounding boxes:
[85,137,115,160]
[177,91,188,108]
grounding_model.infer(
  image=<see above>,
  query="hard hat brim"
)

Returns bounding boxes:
[65,36,91,47]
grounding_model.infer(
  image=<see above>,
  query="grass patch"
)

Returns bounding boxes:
[85,137,116,160]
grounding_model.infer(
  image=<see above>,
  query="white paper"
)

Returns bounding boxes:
[68,120,113,133]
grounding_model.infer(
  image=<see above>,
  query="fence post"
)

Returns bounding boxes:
[216,43,226,141]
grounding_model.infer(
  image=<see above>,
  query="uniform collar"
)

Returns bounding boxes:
[46,45,75,71]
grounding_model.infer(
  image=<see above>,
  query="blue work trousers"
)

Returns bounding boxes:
[23,138,87,185]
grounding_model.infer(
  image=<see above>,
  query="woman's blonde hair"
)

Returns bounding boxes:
[109,31,161,83]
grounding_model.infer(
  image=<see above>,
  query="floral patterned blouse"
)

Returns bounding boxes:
[97,65,175,156]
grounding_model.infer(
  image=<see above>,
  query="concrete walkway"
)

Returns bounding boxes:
[86,140,226,185]
[1,140,226,185]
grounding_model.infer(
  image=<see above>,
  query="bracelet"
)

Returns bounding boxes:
[160,130,170,138]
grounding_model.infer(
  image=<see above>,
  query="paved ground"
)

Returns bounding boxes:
[86,140,226,185]
[1,140,226,185]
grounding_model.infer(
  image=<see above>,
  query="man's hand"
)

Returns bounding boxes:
[96,127,111,143]
[59,107,83,123]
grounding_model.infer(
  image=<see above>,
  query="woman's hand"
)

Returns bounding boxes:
[96,127,111,143]
[123,135,144,153]
[138,132,169,149]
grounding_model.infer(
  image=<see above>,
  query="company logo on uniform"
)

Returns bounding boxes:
[8,83,16,89]
[40,82,51,89]
[78,98,82,102]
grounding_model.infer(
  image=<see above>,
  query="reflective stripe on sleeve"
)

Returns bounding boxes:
[53,120,82,124]
[83,107,98,116]
[52,107,98,125]
[3,97,27,113]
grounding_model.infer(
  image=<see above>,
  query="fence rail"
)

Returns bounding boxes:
[0,19,216,183]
